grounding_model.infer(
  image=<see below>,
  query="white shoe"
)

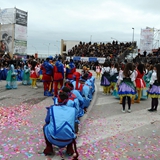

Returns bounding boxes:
[128,109,131,113]
[102,92,107,95]
[33,86,38,89]
[122,110,125,113]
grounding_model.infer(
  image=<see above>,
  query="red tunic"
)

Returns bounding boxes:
[135,70,146,89]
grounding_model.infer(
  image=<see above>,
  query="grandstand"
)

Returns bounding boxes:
[62,39,137,63]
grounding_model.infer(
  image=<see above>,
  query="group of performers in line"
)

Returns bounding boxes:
[41,57,95,159]
[1,56,95,159]
[98,60,160,112]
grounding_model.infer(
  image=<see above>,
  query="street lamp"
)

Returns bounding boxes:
[132,28,134,43]
[43,43,50,56]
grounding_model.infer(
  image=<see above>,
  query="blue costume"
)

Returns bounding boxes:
[71,89,84,118]
[6,64,18,89]
[66,61,76,80]
[41,58,54,96]
[44,105,76,147]
[66,93,80,124]
[43,94,79,159]
[22,65,31,85]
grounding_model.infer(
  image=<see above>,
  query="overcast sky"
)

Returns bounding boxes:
[1,0,160,56]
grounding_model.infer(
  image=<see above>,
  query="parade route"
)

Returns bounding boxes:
[0,70,160,160]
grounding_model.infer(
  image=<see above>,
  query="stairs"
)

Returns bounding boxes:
[118,45,137,62]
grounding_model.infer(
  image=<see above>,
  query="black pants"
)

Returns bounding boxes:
[122,96,131,110]
[151,98,158,110]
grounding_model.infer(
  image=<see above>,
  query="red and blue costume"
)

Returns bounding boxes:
[53,59,64,97]
[66,60,76,80]
[41,57,53,96]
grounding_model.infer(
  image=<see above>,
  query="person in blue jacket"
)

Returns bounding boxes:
[61,86,80,133]
[64,81,84,118]
[43,92,78,158]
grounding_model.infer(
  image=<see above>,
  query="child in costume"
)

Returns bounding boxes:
[64,81,84,118]
[100,61,111,95]
[22,64,31,85]
[41,56,53,96]
[30,60,40,89]
[6,64,18,89]
[110,62,119,93]
[147,64,160,112]
[43,92,79,159]
[144,64,153,88]
[53,57,64,97]
[61,87,80,133]
[134,63,146,103]
[16,66,23,81]
[117,63,136,113]
[113,63,125,103]
[66,59,76,80]
[70,72,90,112]
[95,62,101,79]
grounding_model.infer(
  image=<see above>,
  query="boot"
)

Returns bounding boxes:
[119,97,122,104]
[43,146,54,156]
[135,90,141,103]
[66,143,74,156]
[43,135,54,155]
[44,91,48,96]
[153,106,158,111]
[75,123,79,134]
[47,92,53,97]
[148,108,154,112]
[131,96,135,104]
[135,99,140,103]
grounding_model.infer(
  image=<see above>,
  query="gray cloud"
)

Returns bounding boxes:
[1,0,160,55]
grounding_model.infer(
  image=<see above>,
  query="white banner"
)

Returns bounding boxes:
[0,8,15,24]
[14,40,27,54]
[140,28,154,54]
[81,57,89,62]
[97,58,106,63]
[15,24,27,41]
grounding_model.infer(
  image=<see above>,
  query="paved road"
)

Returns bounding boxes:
[0,71,160,160]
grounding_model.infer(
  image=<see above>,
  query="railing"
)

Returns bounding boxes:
[118,45,135,62]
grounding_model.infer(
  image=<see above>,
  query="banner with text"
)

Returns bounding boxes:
[15,24,27,41]
[140,28,154,55]
[0,8,15,24]
[14,40,27,54]
[15,8,28,26]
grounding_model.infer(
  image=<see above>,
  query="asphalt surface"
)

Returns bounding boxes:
[0,70,160,160]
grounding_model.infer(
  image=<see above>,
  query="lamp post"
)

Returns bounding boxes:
[132,28,134,43]
[43,43,50,56]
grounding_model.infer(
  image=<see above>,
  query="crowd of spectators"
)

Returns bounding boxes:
[67,41,133,59]
[133,49,160,64]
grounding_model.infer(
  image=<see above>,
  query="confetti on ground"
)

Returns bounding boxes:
[0,83,160,159]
